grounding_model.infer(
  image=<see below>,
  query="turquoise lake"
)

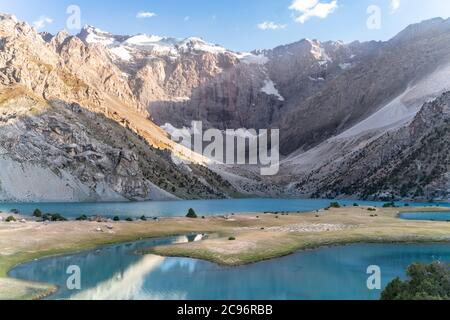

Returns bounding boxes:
[400,211,450,221]
[9,240,450,300]
[0,198,446,218]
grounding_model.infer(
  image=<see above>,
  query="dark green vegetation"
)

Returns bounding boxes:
[381,262,450,300]
[32,209,42,218]
[383,202,397,208]
[330,202,341,209]
[186,208,198,219]
[42,213,67,222]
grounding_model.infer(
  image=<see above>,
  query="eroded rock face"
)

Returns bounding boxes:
[0,14,239,202]
[148,38,371,132]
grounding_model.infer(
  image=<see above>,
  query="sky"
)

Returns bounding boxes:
[1,0,450,51]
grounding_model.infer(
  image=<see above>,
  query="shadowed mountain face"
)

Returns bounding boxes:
[2,13,450,201]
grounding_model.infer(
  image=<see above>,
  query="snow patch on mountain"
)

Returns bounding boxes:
[339,63,352,70]
[178,37,228,54]
[82,25,117,46]
[238,53,269,65]
[78,25,261,63]
[125,34,164,45]
[261,79,285,101]
[109,46,132,61]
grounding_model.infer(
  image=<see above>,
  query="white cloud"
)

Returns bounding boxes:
[33,16,53,30]
[257,21,286,30]
[289,0,338,24]
[184,16,190,21]
[390,0,401,11]
[136,11,157,19]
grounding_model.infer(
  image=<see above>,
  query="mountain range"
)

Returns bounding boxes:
[1,13,450,202]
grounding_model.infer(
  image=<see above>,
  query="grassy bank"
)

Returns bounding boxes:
[1,206,450,299]
[147,207,450,266]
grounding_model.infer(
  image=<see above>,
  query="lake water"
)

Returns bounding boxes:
[9,240,450,300]
[399,211,450,221]
[0,198,445,218]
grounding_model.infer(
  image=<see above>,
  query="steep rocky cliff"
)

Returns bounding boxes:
[0,14,238,202]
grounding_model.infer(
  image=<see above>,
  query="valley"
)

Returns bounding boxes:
[2,14,450,202]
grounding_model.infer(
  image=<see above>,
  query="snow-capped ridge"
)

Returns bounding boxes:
[76,24,267,64]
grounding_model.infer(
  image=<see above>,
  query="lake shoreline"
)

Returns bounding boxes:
[2,206,450,300]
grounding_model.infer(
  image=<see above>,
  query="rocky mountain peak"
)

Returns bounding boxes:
[39,31,53,42]
[391,17,450,44]
[50,30,71,50]
[77,25,125,46]
[0,13,33,38]
[0,13,18,23]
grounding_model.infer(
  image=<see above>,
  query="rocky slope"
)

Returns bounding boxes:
[2,13,450,202]
[283,91,450,201]
[0,14,238,202]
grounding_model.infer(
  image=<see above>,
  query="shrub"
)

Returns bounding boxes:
[43,213,67,222]
[5,216,16,222]
[228,237,236,241]
[126,217,133,222]
[353,203,359,207]
[10,209,19,214]
[186,208,198,219]
[383,202,396,208]
[33,209,43,218]
[113,216,120,222]
[53,214,67,222]
[381,262,450,300]
[140,215,147,221]
[368,208,377,212]
[330,202,341,208]
[76,215,88,221]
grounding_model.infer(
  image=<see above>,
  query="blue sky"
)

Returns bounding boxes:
[1,0,450,51]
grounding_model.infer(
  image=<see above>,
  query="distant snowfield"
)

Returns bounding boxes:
[238,53,269,65]
[109,46,132,61]
[81,26,269,65]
